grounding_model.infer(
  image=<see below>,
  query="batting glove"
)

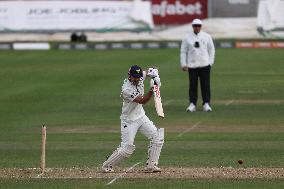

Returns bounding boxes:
[147,68,159,78]
[150,77,161,88]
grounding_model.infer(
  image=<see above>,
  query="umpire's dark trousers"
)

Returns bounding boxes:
[188,65,211,105]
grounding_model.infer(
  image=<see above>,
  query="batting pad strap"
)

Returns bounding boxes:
[151,128,164,145]
[120,143,136,158]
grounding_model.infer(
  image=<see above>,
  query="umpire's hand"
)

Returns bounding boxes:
[182,67,188,71]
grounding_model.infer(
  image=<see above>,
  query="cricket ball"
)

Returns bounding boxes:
[237,159,244,165]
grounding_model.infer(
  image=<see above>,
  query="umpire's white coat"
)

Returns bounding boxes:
[180,31,215,68]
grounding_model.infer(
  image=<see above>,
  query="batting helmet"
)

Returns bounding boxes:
[128,65,143,78]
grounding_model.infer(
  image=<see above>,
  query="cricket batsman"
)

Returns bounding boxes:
[102,65,164,173]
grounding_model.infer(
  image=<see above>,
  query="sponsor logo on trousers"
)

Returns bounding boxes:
[152,1,202,17]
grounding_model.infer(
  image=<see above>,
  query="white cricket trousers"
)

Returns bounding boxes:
[121,115,158,146]
[102,115,163,169]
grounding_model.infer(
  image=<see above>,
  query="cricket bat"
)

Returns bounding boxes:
[152,79,165,118]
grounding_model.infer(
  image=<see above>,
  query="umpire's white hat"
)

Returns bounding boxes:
[192,19,202,25]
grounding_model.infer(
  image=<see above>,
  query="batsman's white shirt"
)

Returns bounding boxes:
[180,30,215,68]
[119,77,159,146]
[120,78,145,121]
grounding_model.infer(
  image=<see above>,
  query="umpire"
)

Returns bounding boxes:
[180,19,215,112]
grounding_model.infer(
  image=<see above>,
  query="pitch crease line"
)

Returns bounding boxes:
[163,99,174,106]
[106,162,140,186]
[178,121,202,137]
[226,100,234,106]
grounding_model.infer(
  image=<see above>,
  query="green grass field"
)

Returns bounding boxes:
[0,49,283,188]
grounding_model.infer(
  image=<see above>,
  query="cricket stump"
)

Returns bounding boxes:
[40,124,46,174]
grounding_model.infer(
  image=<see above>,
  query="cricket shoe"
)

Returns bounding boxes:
[145,165,161,173]
[203,103,212,112]
[101,166,114,173]
[186,103,196,112]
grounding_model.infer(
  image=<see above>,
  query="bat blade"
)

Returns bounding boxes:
[153,84,164,118]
